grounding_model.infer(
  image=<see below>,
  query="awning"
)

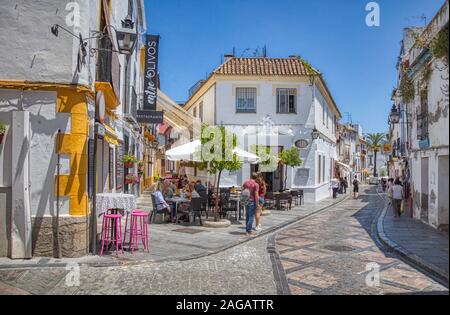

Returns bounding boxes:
[336,161,351,170]
[103,124,119,146]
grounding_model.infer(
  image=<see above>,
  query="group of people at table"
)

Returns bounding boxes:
[152,173,268,236]
[152,175,212,223]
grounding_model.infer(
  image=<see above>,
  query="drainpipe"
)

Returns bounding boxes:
[56,129,62,258]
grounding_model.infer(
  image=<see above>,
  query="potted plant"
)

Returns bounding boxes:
[125,174,135,185]
[123,155,137,168]
[0,122,7,145]
[138,161,145,177]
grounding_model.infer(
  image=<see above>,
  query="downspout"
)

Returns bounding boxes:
[56,129,62,258]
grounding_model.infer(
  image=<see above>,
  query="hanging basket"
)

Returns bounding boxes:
[124,162,134,168]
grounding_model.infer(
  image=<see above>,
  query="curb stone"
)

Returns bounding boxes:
[375,194,449,286]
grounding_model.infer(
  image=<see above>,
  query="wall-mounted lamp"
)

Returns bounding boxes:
[312,128,320,140]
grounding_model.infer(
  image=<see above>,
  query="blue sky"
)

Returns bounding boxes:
[144,0,444,134]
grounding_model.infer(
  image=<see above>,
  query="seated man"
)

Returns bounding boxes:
[194,180,207,195]
[153,188,172,222]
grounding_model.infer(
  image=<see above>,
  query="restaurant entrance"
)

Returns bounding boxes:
[250,146,284,192]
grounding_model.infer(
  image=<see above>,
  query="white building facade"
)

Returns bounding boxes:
[388,1,449,230]
[184,56,342,202]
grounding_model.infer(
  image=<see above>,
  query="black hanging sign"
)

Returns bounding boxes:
[136,110,164,124]
[144,35,160,110]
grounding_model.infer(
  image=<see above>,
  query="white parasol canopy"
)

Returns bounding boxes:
[166,140,260,163]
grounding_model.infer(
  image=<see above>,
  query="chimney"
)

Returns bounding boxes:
[224,54,234,62]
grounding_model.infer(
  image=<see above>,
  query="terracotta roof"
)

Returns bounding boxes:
[214,57,320,77]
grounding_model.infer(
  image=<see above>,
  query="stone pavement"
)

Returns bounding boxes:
[0,187,448,295]
[273,187,449,295]
[0,236,277,295]
[377,193,449,283]
[0,193,347,269]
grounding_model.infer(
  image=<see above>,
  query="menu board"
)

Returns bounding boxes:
[116,142,124,191]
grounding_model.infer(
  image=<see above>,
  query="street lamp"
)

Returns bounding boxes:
[312,128,320,140]
[389,105,400,124]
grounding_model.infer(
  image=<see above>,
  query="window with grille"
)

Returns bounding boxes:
[236,88,257,113]
[277,88,297,114]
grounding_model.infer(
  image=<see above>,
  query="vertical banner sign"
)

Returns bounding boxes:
[144,35,160,110]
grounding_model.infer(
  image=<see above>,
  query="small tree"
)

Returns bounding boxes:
[197,125,242,221]
[367,133,385,178]
[279,147,303,191]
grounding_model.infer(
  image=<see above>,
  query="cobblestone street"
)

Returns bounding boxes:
[275,187,448,295]
[0,187,448,295]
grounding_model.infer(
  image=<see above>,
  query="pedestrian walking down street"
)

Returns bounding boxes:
[242,173,260,236]
[386,178,394,210]
[352,175,360,199]
[341,177,348,194]
[389,178,404,217]
[331,178,340,199]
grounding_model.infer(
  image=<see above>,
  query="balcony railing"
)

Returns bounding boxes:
[96,36,120,97]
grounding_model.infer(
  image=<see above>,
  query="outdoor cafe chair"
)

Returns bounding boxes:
[264,192,277,209]
[149,193,168,223]
[220,194,238,221]
[190,197,207,226]
[277,192,292,211]
[290,190,301,206]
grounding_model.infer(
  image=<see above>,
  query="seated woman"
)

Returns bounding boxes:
[153,183,173,223]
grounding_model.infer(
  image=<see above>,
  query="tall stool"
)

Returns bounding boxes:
[100,213,124,257]
[129,211,150,253]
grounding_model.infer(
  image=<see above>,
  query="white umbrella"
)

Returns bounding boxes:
[166,140,260,163]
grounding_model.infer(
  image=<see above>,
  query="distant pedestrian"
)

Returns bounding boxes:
[341,177,348,194]
[242,173,260,236]
[352,175,360,199]
[331,178,340,199]
[389,178,404,217]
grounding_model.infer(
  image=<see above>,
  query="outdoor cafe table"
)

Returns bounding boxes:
[96,193,137,216]
[166,196,190,223]
[95,193,137,251]
[230,194,243,220]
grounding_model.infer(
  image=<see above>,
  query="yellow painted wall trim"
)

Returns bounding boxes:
[183,75,217,111]
[95,81,120,110]
[0,80,94,96]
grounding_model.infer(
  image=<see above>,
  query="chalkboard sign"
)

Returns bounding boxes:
[116,143,124,191]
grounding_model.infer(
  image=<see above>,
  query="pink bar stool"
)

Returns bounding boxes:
[124,209,146,246]
[100,213,124,257]
[129,211,150,253]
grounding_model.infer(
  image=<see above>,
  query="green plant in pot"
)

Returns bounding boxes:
[125,174,135,185]
[123,155,137,168]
